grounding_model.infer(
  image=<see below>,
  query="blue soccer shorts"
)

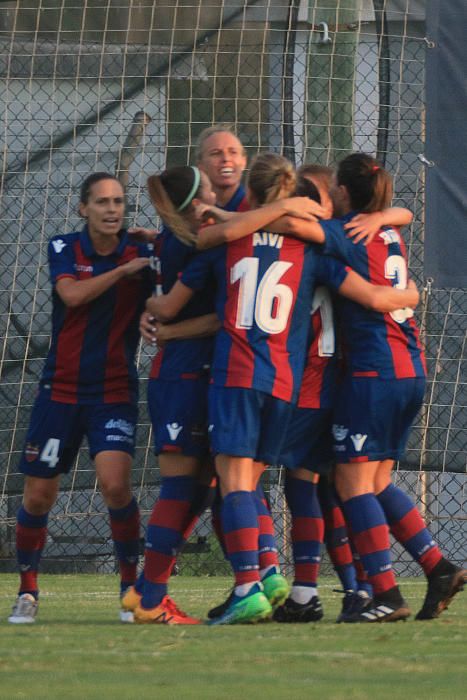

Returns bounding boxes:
[208,385,293,465]
[147,376,210,457]
[18,393,138,478]
[331,375,426,463]
[278,406,334,474]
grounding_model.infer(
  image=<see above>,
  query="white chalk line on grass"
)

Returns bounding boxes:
[0,581,431,601]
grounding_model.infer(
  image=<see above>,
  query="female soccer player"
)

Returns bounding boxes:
[280,152,466,621]
[273,167,414,623]
[8,173,153,624]
[143,153,419,625]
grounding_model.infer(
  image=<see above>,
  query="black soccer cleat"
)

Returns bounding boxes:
[349,586,410,623]
[416,564,467,620]
[336,591,373,623]
[207,589,235,620]
[273,595,323,623]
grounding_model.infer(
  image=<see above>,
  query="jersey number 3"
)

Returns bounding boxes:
[384,254,414,324]
[231,257,293,334]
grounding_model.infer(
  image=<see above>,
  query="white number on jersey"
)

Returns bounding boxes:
[384,254,414,324]
[230,257,294,334]
[311,286,335,357]
[39,438,61,468]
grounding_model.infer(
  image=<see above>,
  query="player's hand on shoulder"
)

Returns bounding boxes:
[344,212,383,244]
[193,203,229,224]
[283,196,324,221]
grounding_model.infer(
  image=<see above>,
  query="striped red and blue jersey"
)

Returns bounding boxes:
[181,232,348,403]
[321,214,426,379]
[41,226,154,404]
[148,227,216,381]
[148,185,247,381]
[297,286,341,409]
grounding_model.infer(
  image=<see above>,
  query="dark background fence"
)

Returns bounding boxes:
[0,1,465,576]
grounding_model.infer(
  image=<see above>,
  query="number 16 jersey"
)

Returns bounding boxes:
[181,231,348,404]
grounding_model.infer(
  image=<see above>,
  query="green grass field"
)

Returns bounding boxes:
[1,575,466,700]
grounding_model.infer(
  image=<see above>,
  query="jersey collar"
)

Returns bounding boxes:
[222,185,247,212]
[80,224,128,257]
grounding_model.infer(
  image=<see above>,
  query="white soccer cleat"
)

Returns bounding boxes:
[8,593,38,624]
[119,610,135,623]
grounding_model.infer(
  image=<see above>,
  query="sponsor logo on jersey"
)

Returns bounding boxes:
[24,443,40,462]
[104,419,135,437]
[252,231,284,249]
[350,433,368,452]
[19,564,32,572]
[75,264,93,273]
[379,229,400,245]
[208,424,214,433]
[167,422,183,441]
[332,424,348,441]
[52,239,67,253]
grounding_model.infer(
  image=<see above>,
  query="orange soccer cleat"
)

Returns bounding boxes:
[134,595,201,625]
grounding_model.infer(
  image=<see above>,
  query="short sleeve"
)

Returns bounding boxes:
[316,254,349,291]
[48,236,77,285]
[320,219,352,262]
[180,247,219,291]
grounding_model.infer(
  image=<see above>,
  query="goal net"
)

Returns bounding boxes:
[0,0,465,575]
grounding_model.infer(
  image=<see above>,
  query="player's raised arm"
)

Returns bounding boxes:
[196,196,324,250]
[344,207,414,244]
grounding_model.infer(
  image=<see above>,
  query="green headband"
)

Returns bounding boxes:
[177,166,201,212]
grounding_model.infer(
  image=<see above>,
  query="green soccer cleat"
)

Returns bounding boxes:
[261,571,290,610]
[208,583,272,625]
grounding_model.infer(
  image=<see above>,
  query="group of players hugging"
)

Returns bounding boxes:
[8,125,466,626]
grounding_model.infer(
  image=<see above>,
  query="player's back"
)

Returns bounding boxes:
[182,230,347,403]
[321,216,426,379]
[149,226,216,380]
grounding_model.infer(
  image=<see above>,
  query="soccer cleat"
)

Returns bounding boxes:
[120,585,142,623]
[358,601,411,623]
[134,595,201,625]
[273,595,323,623]
[336,591,373,623]
[416,565,467,620]
[8,593,38,624]
[208,583,273,625]
[261,571,290,610]
[207,589,235,620]
[208,571,288,619]
[345,586,410,623]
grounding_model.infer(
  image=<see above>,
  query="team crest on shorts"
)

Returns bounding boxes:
[24,443,40,462]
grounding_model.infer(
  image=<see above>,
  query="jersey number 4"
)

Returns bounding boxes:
[231,257,294,334]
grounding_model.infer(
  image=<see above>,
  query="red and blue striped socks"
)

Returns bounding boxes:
[377,483,442,575]
[108,496,141,593]
[222,490,260,590]
[16,505,48,599]
[142,475,198,608]
[341,493,397,596]
[285,475,324,592]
